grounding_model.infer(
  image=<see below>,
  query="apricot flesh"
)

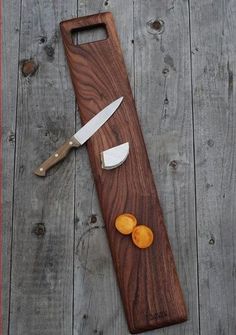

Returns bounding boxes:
[132,225,154,249]
[115,213,137,235]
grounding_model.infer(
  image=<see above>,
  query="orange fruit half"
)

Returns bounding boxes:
[115,213,137,235]
[132,225,154,249]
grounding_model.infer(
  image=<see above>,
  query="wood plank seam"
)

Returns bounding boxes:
[187,0,201,334]
[6,0,23,334]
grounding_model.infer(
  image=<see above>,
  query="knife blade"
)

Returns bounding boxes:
[34,97,123,176]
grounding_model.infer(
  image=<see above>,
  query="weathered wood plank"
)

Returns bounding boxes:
[2,0,21,333]
[134,0,199,334]
[73,1,134,334]
[190,0,236,334]
[9,1,77,334]
[4,0,236,334]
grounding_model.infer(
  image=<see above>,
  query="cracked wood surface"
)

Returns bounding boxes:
[2,0,236,334]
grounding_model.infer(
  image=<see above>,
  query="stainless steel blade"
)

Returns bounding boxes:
[74,97,123,145]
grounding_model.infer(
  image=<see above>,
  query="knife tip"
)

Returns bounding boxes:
[117,96,124,105]
[111,96,124,111]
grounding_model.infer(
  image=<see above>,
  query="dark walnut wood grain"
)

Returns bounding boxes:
[60,12,187,333]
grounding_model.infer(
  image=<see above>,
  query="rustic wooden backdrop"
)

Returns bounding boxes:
[2,0,236,334]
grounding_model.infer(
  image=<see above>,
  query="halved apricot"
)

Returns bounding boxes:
[132,225,154,249]
[115,213,137,235]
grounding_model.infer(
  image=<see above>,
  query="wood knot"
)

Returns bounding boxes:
[151,20,162,30]
[169,160,178,169]
[162,68,169,75]
[209,238,215,245]
[164,97,169,105]
[147,19,165,34]
[39,36,47,44]
[33,223,46,237]
[90,214,97,224]
[21,59,38,77]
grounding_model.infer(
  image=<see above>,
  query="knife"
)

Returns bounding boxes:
[34,97,123,177]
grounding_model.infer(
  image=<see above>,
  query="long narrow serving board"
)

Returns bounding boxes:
[60,12,187,334]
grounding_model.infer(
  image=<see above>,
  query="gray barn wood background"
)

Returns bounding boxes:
[2,0,236,334]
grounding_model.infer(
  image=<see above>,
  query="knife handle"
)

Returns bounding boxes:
[34,136,80,177]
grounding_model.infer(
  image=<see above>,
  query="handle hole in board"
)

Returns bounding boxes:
[71,24,108,46]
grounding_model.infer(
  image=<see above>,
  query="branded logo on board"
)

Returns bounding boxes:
[146,311,168,320]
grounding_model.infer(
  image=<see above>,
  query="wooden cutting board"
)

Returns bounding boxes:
[60,12,187,334]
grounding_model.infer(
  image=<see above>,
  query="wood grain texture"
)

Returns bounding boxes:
[61,12,187,333]
[133,1,199,334]
[2,0,21,333]
[190,0,236,334]
[3,1,236,334]
[74,2,134,335]
[8,0,77,334]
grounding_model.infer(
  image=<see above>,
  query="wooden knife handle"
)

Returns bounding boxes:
[34,137,80,177]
